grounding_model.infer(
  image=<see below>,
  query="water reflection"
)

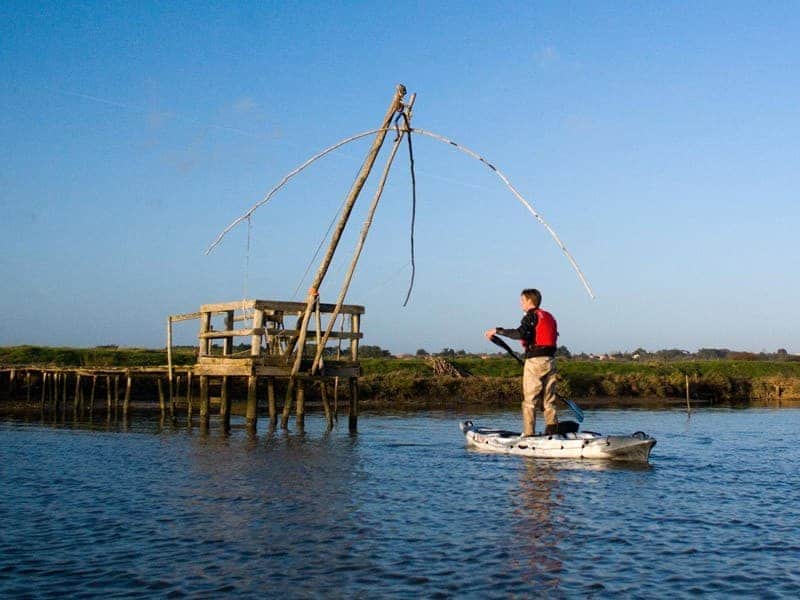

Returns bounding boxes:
[513,460,563,593]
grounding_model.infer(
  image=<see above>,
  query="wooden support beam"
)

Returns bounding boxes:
[106,376,112,413]
[89,375,97,419]
[296,380,305,429]
[267,378,276,425]
[41,371,47,412]
[73,374,80,417]
[220,376,231,429]
[199,312,212,356]
[186,372,193,420]
[167,317,174,408]
[251,311,264,357]
[246,375,258,431]
[199,299,364,315]
[169,311,203,322]
[123,372,132,417]
[280,379,293,429]
[351,314,360,361]
[321,380,333,429]
[199,327,266,339]
[199,375,209,425]
[223,311,234,356]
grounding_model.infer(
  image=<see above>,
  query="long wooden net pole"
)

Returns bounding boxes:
[281,84,407,427]
[310,94,416,375]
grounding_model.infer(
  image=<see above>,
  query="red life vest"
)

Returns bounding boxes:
[522,308,558,349]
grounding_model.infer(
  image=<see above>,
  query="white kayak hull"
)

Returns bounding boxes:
[460,421,656,463]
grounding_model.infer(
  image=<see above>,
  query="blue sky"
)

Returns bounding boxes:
[2,1,799,354]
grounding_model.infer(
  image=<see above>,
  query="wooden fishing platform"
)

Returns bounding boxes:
[0,297,365,432]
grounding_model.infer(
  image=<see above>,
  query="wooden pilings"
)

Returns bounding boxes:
[2,366,360,431]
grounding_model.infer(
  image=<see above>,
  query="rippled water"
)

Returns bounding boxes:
[1,407,799,598]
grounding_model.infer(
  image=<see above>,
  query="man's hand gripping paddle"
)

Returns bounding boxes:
[489,335,584,423]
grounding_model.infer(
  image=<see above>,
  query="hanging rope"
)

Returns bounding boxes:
[395,111,418,306]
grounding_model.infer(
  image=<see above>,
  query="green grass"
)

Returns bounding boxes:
[0,345,197,367]
[4,348,800,402]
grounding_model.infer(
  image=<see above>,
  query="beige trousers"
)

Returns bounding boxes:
[522,356,558,436]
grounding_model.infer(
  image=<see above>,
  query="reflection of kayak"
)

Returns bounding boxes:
[460,420,657,463]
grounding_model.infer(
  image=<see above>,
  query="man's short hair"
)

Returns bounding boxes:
[521,288,542,307]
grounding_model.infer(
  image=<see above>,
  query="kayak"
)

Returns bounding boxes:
[460,420,656,463]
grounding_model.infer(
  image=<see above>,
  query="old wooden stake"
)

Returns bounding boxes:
[89,375,97,418]
[685,374,691,417]
[267,378,276,425]
[123,372,132,417]
[296,380,305,429]
[220,376,231,429]
[199,376,210,425]
[246,375,258,431]
[40,371,47,412]
[320,380,333,429]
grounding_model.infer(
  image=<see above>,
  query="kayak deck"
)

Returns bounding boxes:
[460,421,656,463]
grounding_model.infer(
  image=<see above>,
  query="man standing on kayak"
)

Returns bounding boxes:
[484,288,559,437]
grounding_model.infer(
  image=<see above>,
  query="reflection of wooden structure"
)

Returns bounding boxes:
[167,299,363,431]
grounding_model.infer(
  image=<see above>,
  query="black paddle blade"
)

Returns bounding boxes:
[489,335,524,365]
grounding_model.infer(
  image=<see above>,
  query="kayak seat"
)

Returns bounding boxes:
[556,421,579,435]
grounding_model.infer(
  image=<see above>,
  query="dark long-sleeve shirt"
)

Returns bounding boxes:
[496,309,556,358]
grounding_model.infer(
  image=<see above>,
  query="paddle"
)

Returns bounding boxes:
[488,334,584,423]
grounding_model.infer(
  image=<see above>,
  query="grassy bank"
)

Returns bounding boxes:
[3,346,800,404]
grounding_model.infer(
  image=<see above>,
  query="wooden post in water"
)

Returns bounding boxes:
[89,375,97,419]
[246,374,258,431]
[114,375,120,417]
[26,371,31,404]
[106,376,112,413]
[40,371,47,412]
[52,372,58,414]
[73,374,81,418]
[685,374,691,417]
[51,372,58,414]
[167,317,174,408]
[123,372,132,417]
[267,378,277,426]
[199,376,210,426]
[296,380,305,429]
[320,380,333,429]
[175,375,181,415]
[186,372,193,420]
[62,373,68,420]
[220,376,231,429]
